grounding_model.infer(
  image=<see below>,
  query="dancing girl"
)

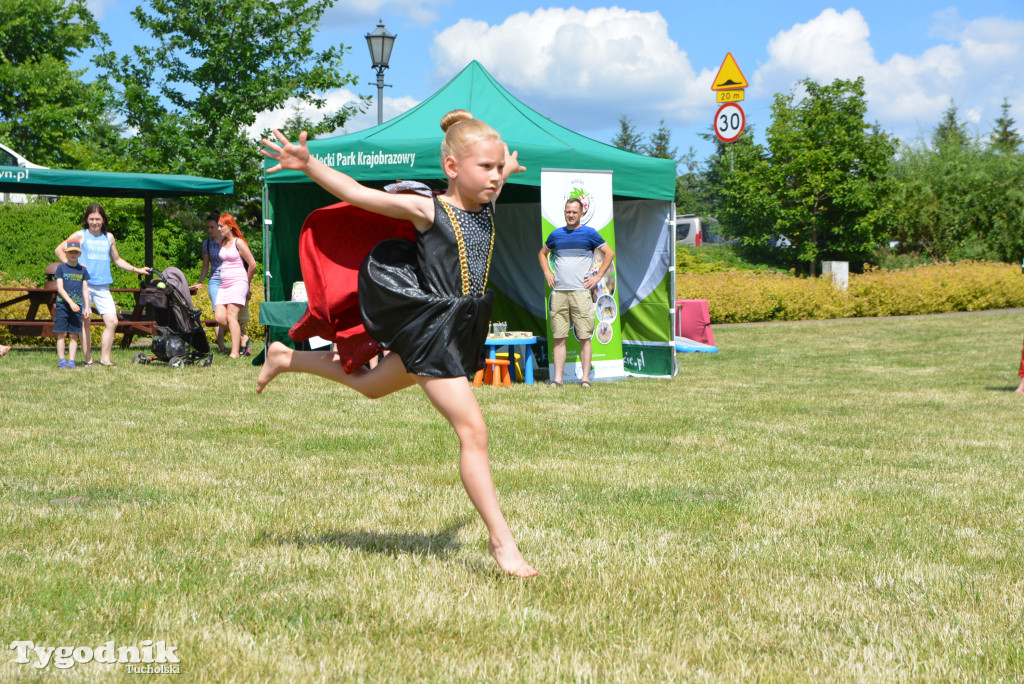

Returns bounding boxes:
[258,110,537,578]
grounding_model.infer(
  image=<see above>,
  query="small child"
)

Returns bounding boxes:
[54,240,91,369]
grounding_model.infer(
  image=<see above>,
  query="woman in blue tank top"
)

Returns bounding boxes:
[55,204,151,367]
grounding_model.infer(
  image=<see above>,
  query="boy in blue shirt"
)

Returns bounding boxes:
[54,240,91,369]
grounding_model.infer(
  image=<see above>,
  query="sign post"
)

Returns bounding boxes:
[714,102,745,143]
[711,53,748,144]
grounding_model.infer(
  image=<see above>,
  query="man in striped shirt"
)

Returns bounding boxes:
[538,198,615,387]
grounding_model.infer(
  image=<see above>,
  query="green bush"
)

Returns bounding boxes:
[677,261,1024,323]
[676,244,785,274]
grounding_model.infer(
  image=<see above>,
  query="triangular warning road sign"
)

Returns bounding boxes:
[712,53,748,91]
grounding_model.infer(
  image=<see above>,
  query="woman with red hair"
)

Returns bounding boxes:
[213,214,258,358]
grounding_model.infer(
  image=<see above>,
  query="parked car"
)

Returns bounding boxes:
[0,142,45,169]
[676,214,702,246]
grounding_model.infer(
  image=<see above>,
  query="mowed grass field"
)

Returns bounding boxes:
[1,311,1023,681]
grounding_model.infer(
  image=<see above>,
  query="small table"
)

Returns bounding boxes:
[258,301,312,356]
[258,301,308,329]
[258,302,538,384]
[484,335,538,385]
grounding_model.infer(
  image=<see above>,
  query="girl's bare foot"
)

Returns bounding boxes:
[256,341,291,393]
[488,539,538,578]
[0,344,9,357]
[1015,378,1024,394]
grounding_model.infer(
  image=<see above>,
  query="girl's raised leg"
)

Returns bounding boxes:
[257,340,416,398]
[417,375,537,578]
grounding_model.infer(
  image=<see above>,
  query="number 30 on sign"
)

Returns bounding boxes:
[714,102,745,143]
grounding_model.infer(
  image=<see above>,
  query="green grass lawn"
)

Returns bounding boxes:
[2,312,1023,681]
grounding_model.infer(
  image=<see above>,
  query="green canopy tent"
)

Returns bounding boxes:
[0,166,234,266]
[263,61,678,377]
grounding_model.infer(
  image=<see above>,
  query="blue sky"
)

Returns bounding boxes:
[84,0,1024,162]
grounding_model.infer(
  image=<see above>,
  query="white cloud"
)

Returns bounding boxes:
[248,91,420,138]
[86,0,115,20]
[338,95,420,134]
[752,8,1024,141]
[429,7,704,131]
[756,9,876,93]
[319,5,1023,150]
[324,0,449,29]
[248,91,363,138]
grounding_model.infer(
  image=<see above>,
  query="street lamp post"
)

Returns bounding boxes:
[365,19,397,126]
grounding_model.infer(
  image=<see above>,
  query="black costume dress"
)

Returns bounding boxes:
[358,196,496,378]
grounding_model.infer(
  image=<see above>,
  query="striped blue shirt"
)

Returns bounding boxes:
[545,225,606,291]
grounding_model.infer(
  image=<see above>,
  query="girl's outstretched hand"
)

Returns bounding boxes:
[261,130,311,174]
[503,144,526,177]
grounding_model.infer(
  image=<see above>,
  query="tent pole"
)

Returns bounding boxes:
[262,183,270,301]
[144,192,154,268]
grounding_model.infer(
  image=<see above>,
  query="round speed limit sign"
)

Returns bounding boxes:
[714,102,745,143]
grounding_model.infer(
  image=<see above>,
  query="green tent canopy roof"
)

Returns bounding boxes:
[264,61,676,202]
[0,166,233,198]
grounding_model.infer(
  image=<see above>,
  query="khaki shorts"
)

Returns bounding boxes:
[549,290,595,340]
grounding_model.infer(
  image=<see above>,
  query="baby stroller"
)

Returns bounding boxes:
[132,267,213,368]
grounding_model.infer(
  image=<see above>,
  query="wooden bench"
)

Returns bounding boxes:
[0,284,157,348]
[0,318,157,339]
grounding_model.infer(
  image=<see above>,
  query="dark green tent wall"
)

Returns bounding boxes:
[263,61,677,378]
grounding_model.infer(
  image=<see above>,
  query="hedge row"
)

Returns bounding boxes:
[676,261,1024,324]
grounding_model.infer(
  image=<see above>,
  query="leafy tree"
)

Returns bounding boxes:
[614,117,708,212]
[989,98,1021,154]
[281,109,318,143]
[890,133,1024,262]
[932,100,970,152]
[675,145,723,224]
[610,115,643,153]
[97,0,368,205]
[715,78,896,274]
[0,0,121,168]
[261,107,323,145]
[643,120,680,163]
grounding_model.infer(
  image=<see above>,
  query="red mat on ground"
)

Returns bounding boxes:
[288,202,416,373]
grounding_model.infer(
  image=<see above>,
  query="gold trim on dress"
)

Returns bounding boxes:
[437,197,494,296]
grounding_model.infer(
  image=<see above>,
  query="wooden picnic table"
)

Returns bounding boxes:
[0,286,157,348]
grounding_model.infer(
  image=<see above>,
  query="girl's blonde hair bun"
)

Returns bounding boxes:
[440,109,500,159]
[440,109,474,133]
